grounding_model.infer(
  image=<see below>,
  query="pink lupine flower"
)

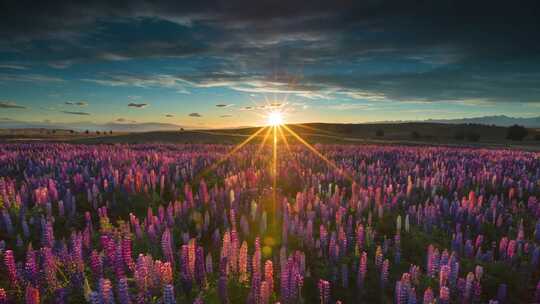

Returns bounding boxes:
[318,279,331,304]
[25,285,40,304]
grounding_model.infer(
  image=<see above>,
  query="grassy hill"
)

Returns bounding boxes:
[1,122,540,149]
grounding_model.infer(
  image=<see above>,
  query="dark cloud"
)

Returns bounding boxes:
[215,104,233,108]
[0,101,26,109]
[189,112,202,117]
[1,1,539,104]
[128,102,149,108]
[65,101,88,106]
[165,114,174,117]
[61,111,90,115]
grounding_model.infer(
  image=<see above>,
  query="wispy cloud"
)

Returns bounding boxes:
[0,101,27,109]
[128,102,149,108]
[65,101,88,106]
[0,74,63,83]
[220,114,233,118]
[216,104,234,108]
[0,64,28,70]
[189,112,202,117]
[165,114,174,117]
[116,118,137,123]
[61,110,90,115]
[325,103,372,110]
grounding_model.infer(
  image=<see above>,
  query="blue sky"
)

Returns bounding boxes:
[1,1,539,128]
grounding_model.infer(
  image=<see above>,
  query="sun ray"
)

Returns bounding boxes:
[198,126,268,179]
[272,125,278,213]
[281,124,352,181]
[277,125,303,177]
[256,126,273,154]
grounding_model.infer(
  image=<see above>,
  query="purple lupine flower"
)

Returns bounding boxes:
[117,276,131,304]
[380,259,389,288]
[161,228,174,263]
[162,284,176,304]
[496,283,507,303]
[218,276,229,304]
[99,278,115,304]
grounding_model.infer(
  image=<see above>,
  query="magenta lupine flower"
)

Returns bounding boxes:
[90,250,103,279]
[0,288,6,304]
[357,251,367,289]
[423,287,434,304]
[318,279,331,304]
[439,286,450,304]
[264,260,274,294]
[122,235,134,270]
[41,247,59,289]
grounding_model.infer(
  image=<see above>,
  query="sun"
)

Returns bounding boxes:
[267,111,284,126]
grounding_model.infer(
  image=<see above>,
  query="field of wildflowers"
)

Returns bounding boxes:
[0,143,539,303]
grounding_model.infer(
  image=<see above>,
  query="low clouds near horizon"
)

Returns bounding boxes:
[61,111,90,116]
[189,113,202,117]
[65,101,88,106]
[0,101,26,109]
[128,103,149,108]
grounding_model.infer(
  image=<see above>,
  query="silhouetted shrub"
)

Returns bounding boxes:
[375,129,384,137]
[506,125,528,141]
[535,134,540,141]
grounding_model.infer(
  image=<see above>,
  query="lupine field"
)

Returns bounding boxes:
[0,142,539,304]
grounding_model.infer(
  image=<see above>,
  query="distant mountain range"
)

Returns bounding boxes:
[1,115,539,132]
[0,119,185,132]
[374,115,540,128]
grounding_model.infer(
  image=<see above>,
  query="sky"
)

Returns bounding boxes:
[1,0,540,128]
